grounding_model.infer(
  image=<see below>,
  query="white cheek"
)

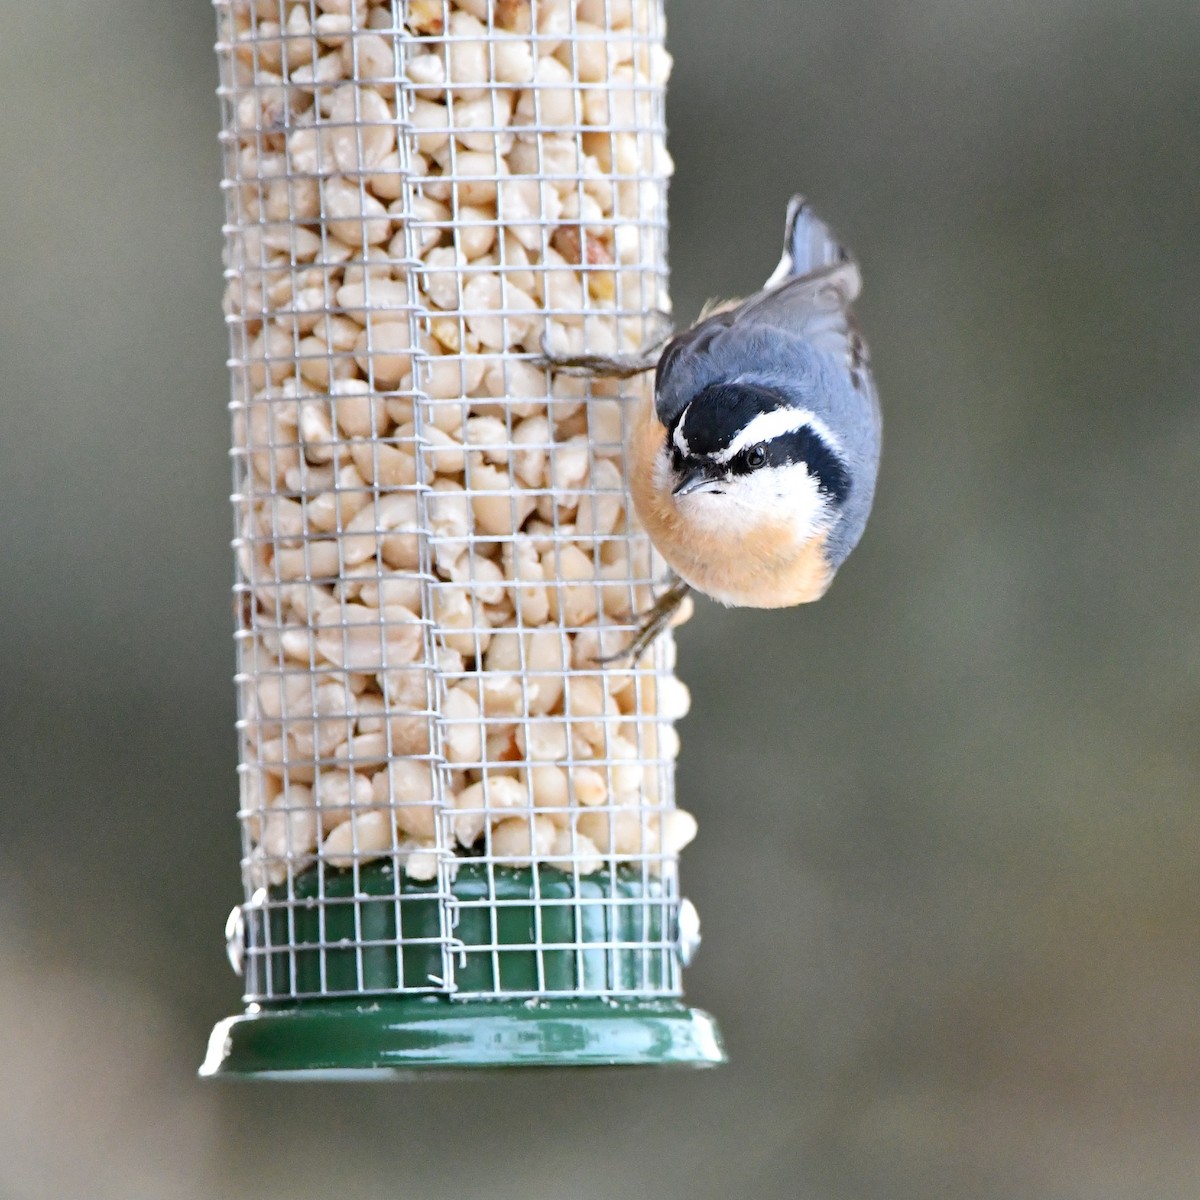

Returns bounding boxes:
[681,464,827,540]
[755,464,827,535]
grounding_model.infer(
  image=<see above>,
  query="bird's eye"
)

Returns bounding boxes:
[746,445,767,469]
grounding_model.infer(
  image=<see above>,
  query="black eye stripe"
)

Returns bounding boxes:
[728,427,851,504]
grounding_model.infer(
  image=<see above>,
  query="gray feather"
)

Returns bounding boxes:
[767,194,856,285]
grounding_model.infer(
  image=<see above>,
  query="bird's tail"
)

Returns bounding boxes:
[764,195,854,289]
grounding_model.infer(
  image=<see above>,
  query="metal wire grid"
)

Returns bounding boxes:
[216,0,687,1003]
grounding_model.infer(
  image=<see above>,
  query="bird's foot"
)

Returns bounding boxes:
[594,577,692,665]
[534,314,674,379]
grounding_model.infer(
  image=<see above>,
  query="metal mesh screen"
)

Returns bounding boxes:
[216,0,693,1002]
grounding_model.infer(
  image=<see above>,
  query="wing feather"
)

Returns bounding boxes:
[655,198,873,420]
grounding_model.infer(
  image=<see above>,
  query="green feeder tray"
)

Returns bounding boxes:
[201,861,724,1077]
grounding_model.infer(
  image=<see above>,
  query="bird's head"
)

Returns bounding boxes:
[662,380,851,540]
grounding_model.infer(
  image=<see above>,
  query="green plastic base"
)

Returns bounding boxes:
[201,995,725,1077]
[201,861,725,1076]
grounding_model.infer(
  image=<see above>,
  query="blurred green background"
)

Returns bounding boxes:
[2,1,1198,1197]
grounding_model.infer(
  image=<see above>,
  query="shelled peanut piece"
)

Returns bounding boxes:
[220,0,694,888]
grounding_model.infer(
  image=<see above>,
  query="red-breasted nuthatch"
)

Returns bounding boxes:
[544,196,881,659]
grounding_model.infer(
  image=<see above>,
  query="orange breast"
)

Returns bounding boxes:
[628,400,833,609]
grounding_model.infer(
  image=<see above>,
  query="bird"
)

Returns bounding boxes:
[542,195,881,662]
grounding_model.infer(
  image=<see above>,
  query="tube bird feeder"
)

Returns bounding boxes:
[202,0,724,1077]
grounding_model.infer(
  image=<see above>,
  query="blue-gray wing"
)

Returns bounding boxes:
[655,196,870,428]
[655,259,869,429]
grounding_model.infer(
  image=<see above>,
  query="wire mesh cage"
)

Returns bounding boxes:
[202,0,724,1076]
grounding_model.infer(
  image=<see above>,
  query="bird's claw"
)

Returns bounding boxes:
[593,577,692,665]
[533,314,674,379]
[532,348,659,379]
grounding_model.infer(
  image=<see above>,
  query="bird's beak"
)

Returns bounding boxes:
[672,465,716,497]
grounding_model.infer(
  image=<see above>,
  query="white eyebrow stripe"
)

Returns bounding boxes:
[715,407,841,462]
[672,420,690,457]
